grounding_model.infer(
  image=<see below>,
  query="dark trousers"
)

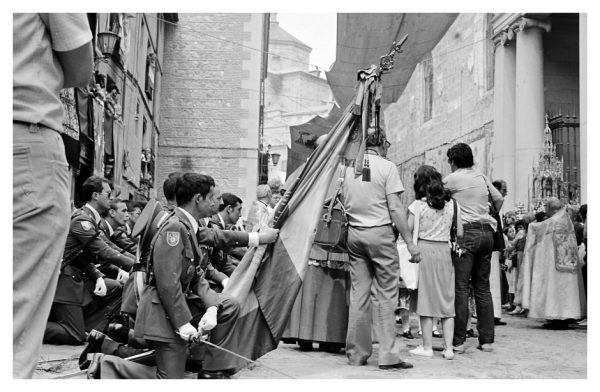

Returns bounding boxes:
[44,278,122,345]
[453,222,495,346]
[97,293,241,378]
[100,335,150,361]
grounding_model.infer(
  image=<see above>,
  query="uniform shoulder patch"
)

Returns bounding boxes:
[81,221,93,231]
[166,231,180,247]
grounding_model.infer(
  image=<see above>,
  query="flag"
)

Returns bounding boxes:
[202,68,382,372]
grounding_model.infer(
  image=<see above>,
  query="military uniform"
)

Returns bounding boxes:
[100,219,138,256]
[128,208,247,378]
[206,214,246,277]
[43,205,135,345]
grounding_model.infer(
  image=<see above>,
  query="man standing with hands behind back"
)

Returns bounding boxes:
[13,13,93,378]
[342,130,420,370]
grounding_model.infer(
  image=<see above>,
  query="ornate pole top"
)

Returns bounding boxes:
[379,34,408,72]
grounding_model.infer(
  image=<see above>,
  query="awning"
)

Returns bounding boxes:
[326,13,458,107]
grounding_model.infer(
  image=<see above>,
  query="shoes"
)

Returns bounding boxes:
[185,359,203,372]
[466,329,478,338]
[409,345,434,358]
[379,360,413,370]
[197,370,231,379]
[107,323,130,344]
[501,303,512,310]
[477,343,493,352]
[508,306,523,315]
[319,343,344,353]
[79,330,106,370]
[280,338,296,345]
[402,330,414,339]
[297,340,313,351]
[542,321,570,330]
[86,353,104,379]
[442,348,454,360]
[494,318,507,326]
[452,343,465,354]
[432,330,443,338]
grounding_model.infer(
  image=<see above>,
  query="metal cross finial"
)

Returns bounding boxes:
[379,34,408,72]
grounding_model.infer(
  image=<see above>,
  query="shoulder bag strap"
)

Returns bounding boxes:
[412,201,421,244]
[451,198,458,242]
[324,165,347,224]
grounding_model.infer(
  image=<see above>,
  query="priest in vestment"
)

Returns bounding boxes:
[521,198,586,329]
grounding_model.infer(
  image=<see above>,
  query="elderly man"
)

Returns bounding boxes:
[521,198,586,329]
[245,184,272,232]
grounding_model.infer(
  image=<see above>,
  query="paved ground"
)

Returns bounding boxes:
[34,312,587,380]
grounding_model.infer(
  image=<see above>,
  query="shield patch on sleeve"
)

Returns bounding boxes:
[166,231,180,247]
[81,221,92,231]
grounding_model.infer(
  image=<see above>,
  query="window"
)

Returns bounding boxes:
[422,54,433,122]
[145,41,155,101]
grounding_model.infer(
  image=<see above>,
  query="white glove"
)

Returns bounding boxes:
[177,322,198,341]
[94,278,107,297]
[116,268,129,283]
[198,306,218,332]
[258,228,279,244]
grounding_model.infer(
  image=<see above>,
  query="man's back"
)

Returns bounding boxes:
[342,153,404,227]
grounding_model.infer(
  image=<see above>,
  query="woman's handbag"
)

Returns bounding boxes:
[314,167,348,252]
[450,198,464,258]
[485,178,506,252]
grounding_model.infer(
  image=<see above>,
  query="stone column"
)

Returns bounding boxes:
[492,31,517,210]
[579,13,587,204]
[513,17,551,209]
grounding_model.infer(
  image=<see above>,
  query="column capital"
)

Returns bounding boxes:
[493,29,516,48]
[511,17,552,34]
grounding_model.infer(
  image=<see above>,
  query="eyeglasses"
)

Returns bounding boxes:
[384,141,391,148]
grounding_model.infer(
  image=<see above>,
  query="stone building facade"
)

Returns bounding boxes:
[263,14,334,183]
[157,13,268,207]
[382,13,585,210]
[59,13,172,204]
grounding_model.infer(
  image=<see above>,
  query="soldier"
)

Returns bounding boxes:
[207,192,247,276]
[86,173,279,379]
[43,176,135,345]
[101,198,138,256]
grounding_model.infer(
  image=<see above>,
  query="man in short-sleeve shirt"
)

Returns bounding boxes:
[341,131,420,370]
[13,13,93,378]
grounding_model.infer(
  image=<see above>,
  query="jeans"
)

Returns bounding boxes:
[452,222,495,346]
[13,122,70,378]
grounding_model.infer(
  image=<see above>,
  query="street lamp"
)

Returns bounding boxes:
[97,31,119,57]
[271,152,281,166]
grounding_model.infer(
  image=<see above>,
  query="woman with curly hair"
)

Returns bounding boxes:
[408,165,462,360]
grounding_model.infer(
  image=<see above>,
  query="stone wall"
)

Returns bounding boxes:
[384,13,495,203]
[157,13,265,209]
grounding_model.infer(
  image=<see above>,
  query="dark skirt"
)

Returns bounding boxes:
[282,263,350,344]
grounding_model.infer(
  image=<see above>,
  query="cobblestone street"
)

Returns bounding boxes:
[35,312,587,380]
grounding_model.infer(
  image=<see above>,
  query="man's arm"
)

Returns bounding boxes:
[387,192,421,262]
[56,43,93,88]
